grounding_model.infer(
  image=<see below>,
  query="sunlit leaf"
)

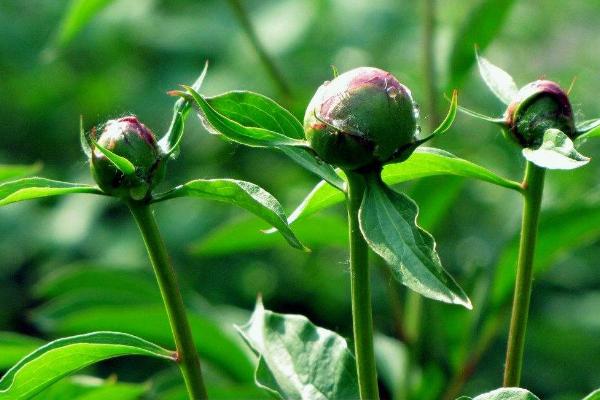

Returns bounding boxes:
[236,299,359,400]
[152,178,306,250]
[0,163,42,182]
[476,52,519,105]
[185,87,306,148]
[91,140,136,175]
[285,147,521,226]
[0,178,103,206]
[522,129,589,170]
[359,174,471,308]
[430,90,459,137]
[448,0,517,89]
[457,387,540,400]
[0,332,174,399]
[0,333,44,370]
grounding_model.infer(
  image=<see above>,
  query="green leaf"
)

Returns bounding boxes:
[0,333,44,370]
[457,105,506,124]
[476,52,518,105]
[583,389,600,400]
[286,147,521,226]
[277,146,345,191]
[159,62,209,157]
[448,0,517,89]
[236,299,359,400]
[458,387,540,400]
[0,178,103,206]
[576,118,600,141]
[430,90,459,137]
[0,163,42,182]
[522,129,590,170]
[79,116,92,158]
[359,175,472,308]
[185,87,307,148]
[153,178,305,250]
[91,140,136,175]
[0,332,174,399]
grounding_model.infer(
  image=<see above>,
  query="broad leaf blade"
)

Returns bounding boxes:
[448,0,517,89]
[0,164,42,182]
[236,299,359,400]
[0,332,174,399]
[0,178,103,206]
[153,179,306,250]
[460,387,540,400]
[185,87,306,148]
[522,129,589,170]
[476,52,518,104]
[285,147,521,226]
[359,175,471,308]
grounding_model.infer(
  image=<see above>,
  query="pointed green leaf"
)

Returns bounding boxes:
[152,179,306,250]
[476,52,519,104]
[430,90,459,137]
[359,175,471,308]
[0,178,103,206]
[236,299,359,400]
[0,163,42,182]
[458,387,540,400]
[522,128,590,170]
[0,333,44,370]
[159,62,209,157]
[457,104,506,124]
[185,87,307,148]
[285,147,521,226]
[91,140,136,175]
[276,146,345,191]
[583,389,600,400]
[0,332,174,399]
[576,118,600,141]
[448,0,517,89]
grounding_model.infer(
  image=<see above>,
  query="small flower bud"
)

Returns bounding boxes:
[504,80,575,147]
[91,116,165,200]
[304,67,418,171]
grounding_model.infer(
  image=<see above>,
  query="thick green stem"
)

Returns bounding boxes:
[227,0,292,98]
[346,172,380,400]
[128,202,208,400]
[503,162,545,387]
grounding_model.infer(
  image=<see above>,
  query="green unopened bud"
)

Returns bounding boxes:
[304,67,418,171]
[91,116,165,200]
[504,80,575,147]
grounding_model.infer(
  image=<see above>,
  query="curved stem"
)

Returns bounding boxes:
[128,202,208,400]
[226,0,292,98]
[503,162,545,387]
[346,172,380,400]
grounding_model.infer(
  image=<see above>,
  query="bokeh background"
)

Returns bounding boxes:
[1,1,600,399]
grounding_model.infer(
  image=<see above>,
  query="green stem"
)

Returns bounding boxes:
[128,202,208,400]
[346,172,380,400]
[227,0,292,98]
[503,162,545,387]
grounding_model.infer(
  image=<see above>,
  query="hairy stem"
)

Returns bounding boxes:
[128,202,208,400]
[227,0,292,98]
[503,162,545,387]
[346,172,380,400]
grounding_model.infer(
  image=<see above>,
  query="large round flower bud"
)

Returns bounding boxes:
[504,80,575,147]
[304,67,418,171]
[91,116,165,200]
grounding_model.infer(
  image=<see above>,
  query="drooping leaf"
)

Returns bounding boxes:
[476,52,519,105]
[159,62,209,157]
[448,0,517,89]
[457,387,540,400]
[236,299,359,400]
[152,178,306,250]
[522,129,589,170]
[575,118,600,141]
[359,174,471,308]
[0,333,44,370]
[91,140,136,175]
[0,178,103,206]
[184,87,306,148]
[583,389,600,400]
[0,163,42,182]
[0,332,174,399]
[285,147,521,226]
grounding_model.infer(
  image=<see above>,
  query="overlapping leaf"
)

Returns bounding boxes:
[522,129,589,170]
[0,178,103,206]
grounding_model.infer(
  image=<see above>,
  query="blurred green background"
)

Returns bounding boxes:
[1,1,600,399]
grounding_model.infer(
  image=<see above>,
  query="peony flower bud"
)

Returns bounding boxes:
[504,80,575,147]
[304,67,418,171]
[91,116,165,200]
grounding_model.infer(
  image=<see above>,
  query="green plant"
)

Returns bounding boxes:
[0,67,304,400]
